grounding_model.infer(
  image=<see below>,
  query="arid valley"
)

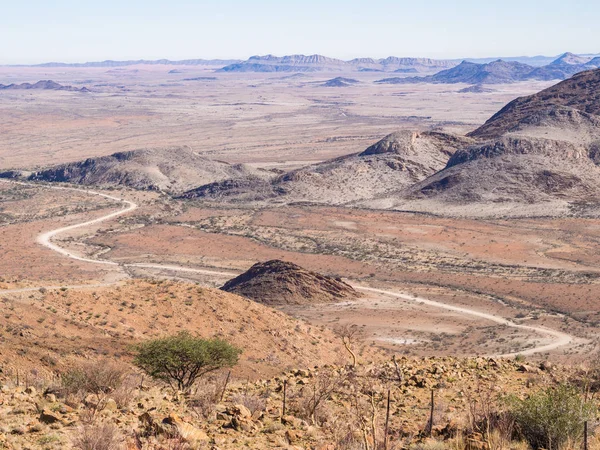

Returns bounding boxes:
[3,54,600,449]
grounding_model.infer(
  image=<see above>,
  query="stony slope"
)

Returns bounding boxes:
[0,355,574,450]
[11,147,267,194]
[220,259,359,305]
[180,131,473,205]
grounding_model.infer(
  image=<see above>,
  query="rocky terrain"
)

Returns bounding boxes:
[2,147,269,195]
[0,354,590,450]
[360,69,600,216]
[220,259,359,305]
[180,131,473,205]
[0,80,89,92]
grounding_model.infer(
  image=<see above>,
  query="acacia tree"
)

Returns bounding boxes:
[133,332,241,392]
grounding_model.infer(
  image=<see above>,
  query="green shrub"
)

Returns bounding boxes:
[133,331,241,392]
[508,384,595,450]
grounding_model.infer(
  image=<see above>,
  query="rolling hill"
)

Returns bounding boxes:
[3,147,269,194]
[179,131,473,205]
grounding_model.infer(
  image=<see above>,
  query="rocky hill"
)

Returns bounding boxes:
[458,84,495,93]
[550,51,594,66]
[6,147,268,194]
[321,77,359,87]
[431,60,535,84]
[470,68,600,139]
[526,52,600,81]
[362,69,600,217]
[221,260,359,305]
[180,131,473,205]
[376,60,535,85]
[0,80,89,92]
[402,133,600,207]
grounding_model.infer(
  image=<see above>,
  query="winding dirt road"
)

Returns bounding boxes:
[0,179,575,357]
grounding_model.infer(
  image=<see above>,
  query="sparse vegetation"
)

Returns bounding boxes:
[71,422,122,450]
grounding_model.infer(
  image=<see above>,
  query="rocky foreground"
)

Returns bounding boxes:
[0,356,586,449]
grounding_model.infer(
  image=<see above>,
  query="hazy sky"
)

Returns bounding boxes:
[1,0,599,64]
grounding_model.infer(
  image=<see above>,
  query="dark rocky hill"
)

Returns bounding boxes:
[469,68,600,139]
[322,77,359,87]
[221,260,360,305]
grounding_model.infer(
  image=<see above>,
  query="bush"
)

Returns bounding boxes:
[72,423,122,450]
[508,384,596,450]
[133,332,241,392]
[60,360,127,398]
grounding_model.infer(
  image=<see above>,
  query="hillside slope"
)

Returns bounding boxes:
[0,280,348,379]
[470,69,600,139]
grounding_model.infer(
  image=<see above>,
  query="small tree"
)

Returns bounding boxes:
[335,324,363,368]
[133,332,241,392]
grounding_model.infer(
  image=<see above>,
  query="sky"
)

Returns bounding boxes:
[1,0,599,64]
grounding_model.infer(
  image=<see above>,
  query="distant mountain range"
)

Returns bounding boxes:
[0,80,89,92]
[6,53,600,78]
[376,53,600,85]
[218,55,457,73]
[23,59,241,68]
